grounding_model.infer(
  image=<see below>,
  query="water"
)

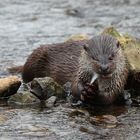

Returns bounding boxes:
[0,0,140,139]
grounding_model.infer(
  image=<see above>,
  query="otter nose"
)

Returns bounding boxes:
[100,65,109,73]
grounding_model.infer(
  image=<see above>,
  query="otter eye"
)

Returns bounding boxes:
[109,54,115,60]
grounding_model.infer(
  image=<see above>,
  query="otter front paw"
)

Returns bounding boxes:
[81,83,98,102]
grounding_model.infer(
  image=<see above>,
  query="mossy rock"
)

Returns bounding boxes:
[29,77,65,101]
[8,91,39,105]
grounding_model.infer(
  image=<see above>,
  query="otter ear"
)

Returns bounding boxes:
[83,44,89,52]
[116,41,121,48]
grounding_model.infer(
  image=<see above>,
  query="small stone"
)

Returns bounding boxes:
[45,96,57,108]
[69,109,89,118]
[131,96,140,107]
[65,8,84,18]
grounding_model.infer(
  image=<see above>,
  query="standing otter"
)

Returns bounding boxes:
[9,35,128,104]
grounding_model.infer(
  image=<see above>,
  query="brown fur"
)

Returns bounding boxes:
[10,35,129,104]
[22,40,87,84]
[72,35,129,104]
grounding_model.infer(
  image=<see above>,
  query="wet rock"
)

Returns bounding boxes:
[124,42,140,72]
[68,109,90,118]
[89,115,118,128]
[29,77,65,101]
[18,125,50,137]
[131,96,140,107]
[45,96,57,108]
[8,77,65,106]
[8,91,39,105]
[63,82,72,96]
[121,90,132,105]
[0,76,21,99]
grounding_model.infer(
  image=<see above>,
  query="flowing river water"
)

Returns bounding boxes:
[0,0,140,139]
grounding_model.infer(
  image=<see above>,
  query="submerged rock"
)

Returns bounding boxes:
[89,115,118,128]
[131,96,140,107]
[8,91,40,105]
[0,76,21,99]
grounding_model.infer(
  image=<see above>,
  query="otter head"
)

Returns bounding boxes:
[83,34,121,79]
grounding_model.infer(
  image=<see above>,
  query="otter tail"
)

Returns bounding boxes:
[8,65,23,74]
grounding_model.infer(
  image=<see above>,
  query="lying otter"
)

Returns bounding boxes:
[9,35,129,104]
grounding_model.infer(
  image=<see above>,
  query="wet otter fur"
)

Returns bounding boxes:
[9,35,129,104]
[22,40,87,84]
[72,35,128,104]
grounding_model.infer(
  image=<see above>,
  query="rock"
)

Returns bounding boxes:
[0,76,21,99]
[63,82,72,96]
[29,77,65,101]
[65,8,84,18]
[45,96,57,108]
[131,96,140,107]
[65,34,89,42]
[68,109,89,118]
[89,115,118,128]
[123,39,140,72]
[8,77,66,106]
[8,91,39,105]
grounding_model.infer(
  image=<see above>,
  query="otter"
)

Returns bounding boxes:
[9,35,128,104]
[72,35,128,104]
